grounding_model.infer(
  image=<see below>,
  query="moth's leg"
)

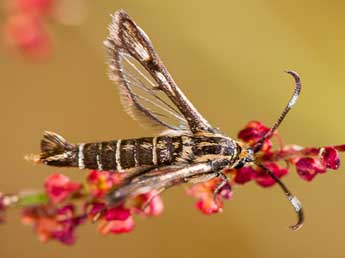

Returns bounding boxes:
[106,163,213,207]
[213,172,229,208]
[140,187,167,212]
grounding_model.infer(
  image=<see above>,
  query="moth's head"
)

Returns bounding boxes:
[234,144,254,169]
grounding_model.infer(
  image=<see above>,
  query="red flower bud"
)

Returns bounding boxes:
[4,14,52,59]
[0,193,6,223]
[295,158,326,181]
[44,174,81,203]
[320,147,340,170]
[234,167,256,184]
[195,196,222,215]
[104,206,130,221]
[255,163,288,187]
[7,0,54,17]
[238,121,272,152]
[87,170,114,198]
[98,217,135,235]
[84,202,105,220]
[132,191,164,216]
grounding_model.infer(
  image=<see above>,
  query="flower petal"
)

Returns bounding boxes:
[234,167,256,184]
[295,157,326,181]
[104,206,130,221]
[87,170,113,198]
[8,0,54,17]
[238,121,272,152]
[4,14,52,59]
[98,217,135,235]
[255,163,288,187]
[195,196,222,215]
[321,147,340,170]
[44,174,81,203]
[137,191,164,217]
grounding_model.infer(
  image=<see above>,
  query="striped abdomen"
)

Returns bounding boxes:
[36,132,241,172]
[78,136,183,171]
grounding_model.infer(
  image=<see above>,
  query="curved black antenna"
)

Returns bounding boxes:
[257,163,304,231]
[253,71,301,153]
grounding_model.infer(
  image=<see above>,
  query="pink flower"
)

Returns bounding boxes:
[52,205,86,245]
[234,167,256,184]
[238,121,272,152]
[0,193,6,223]
[21,204,86,244]
[294,158,325,181]
[195,197,223,215]
[254,162,288,187]
[44,174,81,203]
[7,0,54,17]
[87,170,113,198]
[187,178,232,215]
[98,217,135,235]
[3,14,52,59]
[237,121,342,183]
[104,206,130,221]
[321,147,340,170]
[84,202,105,220]
[87,170,127,198]
[131,191,164,216]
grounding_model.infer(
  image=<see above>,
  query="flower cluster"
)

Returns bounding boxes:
[0,120,344,244]
[15,171,163,244]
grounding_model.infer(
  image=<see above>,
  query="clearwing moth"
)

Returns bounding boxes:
[30,9,304,230]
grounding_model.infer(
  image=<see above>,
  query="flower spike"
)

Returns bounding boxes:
[257,164,304,231]
[253,71,302,153]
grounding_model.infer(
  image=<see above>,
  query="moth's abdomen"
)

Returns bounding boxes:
[78,140,136,171]
[33,132,185,172]
[31,131,79,167]
[80,136,184,171]
[81,141,117,170]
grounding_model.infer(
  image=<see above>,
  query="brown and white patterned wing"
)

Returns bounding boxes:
[104,9,215,134]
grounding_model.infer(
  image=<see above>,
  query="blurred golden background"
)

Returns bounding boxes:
[1,0,345,258]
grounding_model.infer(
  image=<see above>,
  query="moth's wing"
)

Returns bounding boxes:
[104,40,188,133]
[106,163,213,207]
[105,9,216,134]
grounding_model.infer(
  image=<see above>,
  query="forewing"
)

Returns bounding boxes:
[105,9,215,134]
[106,163,213,207]
[105,39,188,132]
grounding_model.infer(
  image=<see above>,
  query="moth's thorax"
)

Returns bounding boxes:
[186,133,240,166]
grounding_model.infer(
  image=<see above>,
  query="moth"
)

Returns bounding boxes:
[32,9,303,230]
